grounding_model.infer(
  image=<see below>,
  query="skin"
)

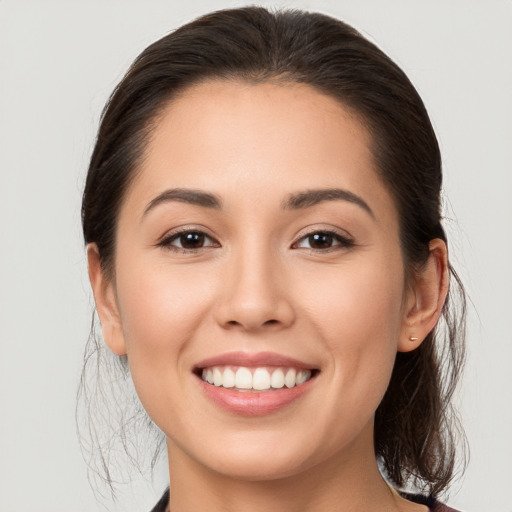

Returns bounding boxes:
[88,80,448,512]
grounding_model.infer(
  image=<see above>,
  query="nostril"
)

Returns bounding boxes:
[225,319,280,328]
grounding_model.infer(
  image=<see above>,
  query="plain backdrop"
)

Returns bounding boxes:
[0,0,511,511]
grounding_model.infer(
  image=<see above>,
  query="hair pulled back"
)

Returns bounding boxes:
[81,6,466,497]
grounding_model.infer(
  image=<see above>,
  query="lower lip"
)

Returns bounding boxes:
[197,376,316,416]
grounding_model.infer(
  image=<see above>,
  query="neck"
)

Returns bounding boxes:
[165,422,411,512]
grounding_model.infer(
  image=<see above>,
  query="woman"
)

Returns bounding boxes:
[80,7,466,512]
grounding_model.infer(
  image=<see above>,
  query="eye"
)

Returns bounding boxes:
[293,230,354,251]
[158,229,220,252]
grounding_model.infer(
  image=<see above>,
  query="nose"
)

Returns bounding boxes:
[214,246,296,332]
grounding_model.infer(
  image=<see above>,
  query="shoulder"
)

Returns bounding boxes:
[401,492,462,512]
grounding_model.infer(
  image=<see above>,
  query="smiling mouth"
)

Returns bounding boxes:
[196,366,318,392]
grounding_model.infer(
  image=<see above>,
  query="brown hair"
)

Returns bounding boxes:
[80,6,466,498]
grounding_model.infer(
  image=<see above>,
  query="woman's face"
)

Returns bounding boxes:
[95,80,418,480]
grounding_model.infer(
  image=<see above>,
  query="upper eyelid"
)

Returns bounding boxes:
[293,226,354,243]
[169,231,217,244]
[297,234,350,245]
[158,225,219,243]
[157,229,220,254]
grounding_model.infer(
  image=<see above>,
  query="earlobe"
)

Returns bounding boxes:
[398,239,449,352]
[86,244,127,356]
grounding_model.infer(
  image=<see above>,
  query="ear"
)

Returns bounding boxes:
[398,239,449,352]
[87,243,127,356]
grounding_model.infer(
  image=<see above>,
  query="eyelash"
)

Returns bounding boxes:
[292,230,355,252]
[157,228,354,254]
[157,228,220,254]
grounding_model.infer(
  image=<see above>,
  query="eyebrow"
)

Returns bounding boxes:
[142,186,374,218]
[282,188,374,218]
[143,188,222,217]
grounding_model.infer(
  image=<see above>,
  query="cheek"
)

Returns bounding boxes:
[294,254,405,405]
[113,259,217,400]
[116,257,214,343]
[297,253,405,339]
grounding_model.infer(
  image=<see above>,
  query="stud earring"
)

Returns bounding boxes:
[409,336,419,342]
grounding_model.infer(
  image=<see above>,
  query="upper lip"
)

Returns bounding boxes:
[194,351,317,370]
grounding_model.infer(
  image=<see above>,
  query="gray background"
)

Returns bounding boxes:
[0,0,511,510]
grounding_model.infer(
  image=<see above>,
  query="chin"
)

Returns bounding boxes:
[202,450,312,482]
[178,425,343,483]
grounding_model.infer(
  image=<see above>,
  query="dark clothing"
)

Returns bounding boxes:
[151,489,170,512]
[400,492,461,511]
[150,488,461,511]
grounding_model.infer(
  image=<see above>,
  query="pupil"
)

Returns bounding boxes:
[182,232,204,248]
[310,233,332,248]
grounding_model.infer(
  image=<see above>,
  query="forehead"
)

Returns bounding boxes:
[122,79,397,223]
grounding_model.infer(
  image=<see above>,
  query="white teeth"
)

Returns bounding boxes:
[285,368,296,388]
[204,369,214,384]
[253,368,271,390]
[223,368,235,388]
[200,366,313,390]
[213,367,223,386]
[270,368,285,389]
[235,367,253,389]
[297,369,311,384]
